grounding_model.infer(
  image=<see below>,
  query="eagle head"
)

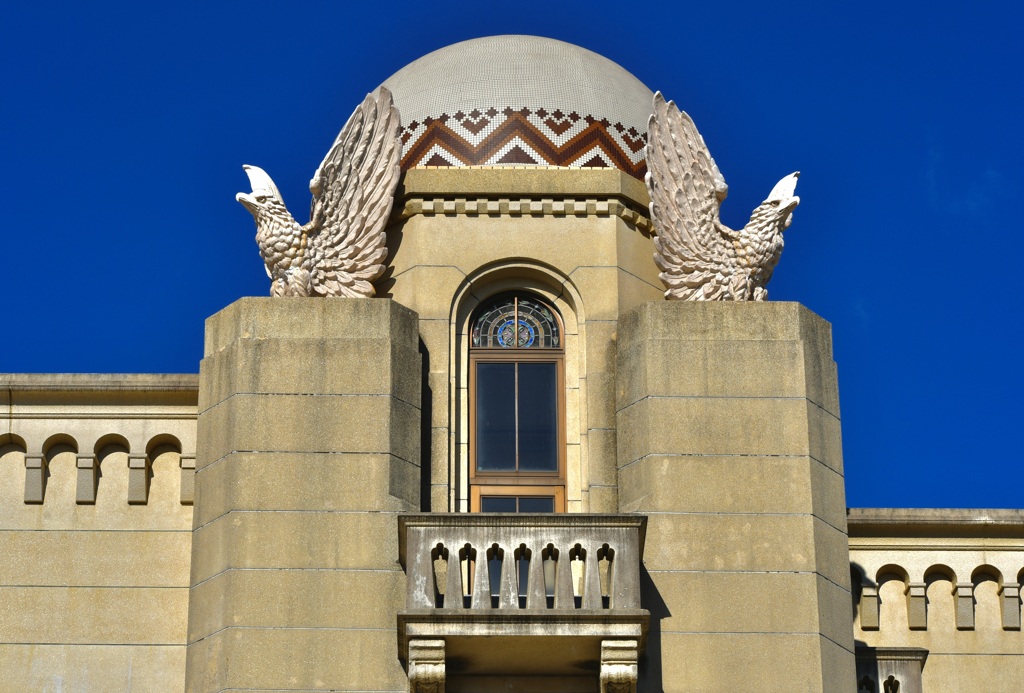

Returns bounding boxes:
[757,171,801,232]
[236,164,294,231]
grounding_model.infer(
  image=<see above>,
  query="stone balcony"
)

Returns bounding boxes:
[397,513,649,692]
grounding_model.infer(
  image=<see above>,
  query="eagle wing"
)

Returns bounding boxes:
[645,92,735,300]
[304,87,402,297]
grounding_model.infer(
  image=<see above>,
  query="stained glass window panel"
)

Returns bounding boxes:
[472,295,560,348]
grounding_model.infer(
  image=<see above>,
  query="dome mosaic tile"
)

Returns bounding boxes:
[382,36,654,180]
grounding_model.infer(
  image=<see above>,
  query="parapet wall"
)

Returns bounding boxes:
[0,374,197,692]
[2,370,1022,691]
[849,509,1024,691]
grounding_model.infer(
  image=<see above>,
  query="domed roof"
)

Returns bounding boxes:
[382,36,654,180]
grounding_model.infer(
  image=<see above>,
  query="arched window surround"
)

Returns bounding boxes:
[449,263,585,513]
[468,292,566,511]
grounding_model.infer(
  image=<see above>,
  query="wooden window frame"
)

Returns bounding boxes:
[470,485,566,513]
[468,294,566,511]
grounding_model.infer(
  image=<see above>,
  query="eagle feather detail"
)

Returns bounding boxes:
[236,87,402,298]
[645,92,800,301]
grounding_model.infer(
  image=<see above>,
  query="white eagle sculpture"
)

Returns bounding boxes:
[645,92,800,301]
[236,87,402,297]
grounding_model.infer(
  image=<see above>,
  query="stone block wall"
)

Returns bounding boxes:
[0,374,197,692]
[850,509,1024,692]
[184,298,422,693]
[616,301,855,692]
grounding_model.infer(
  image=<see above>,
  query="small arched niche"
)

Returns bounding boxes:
[146,434,185,507]
[924,564,957,632]
[0,434,27,507]
[94,434,131,506]
[31,433,79,505]
[875,564,910,632]
[971,565,1003,633]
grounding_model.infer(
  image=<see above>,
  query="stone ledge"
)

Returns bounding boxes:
[848,508,1024,537]
[0,373,198,392]
[397,167,649,204]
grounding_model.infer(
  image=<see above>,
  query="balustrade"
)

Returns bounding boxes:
[400,513,645,613]
[398,513,649,691]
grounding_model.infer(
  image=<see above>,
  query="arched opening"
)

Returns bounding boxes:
[972,565,1003,633]
[96,437,130,506]
[875,565,909,632]
[924,565,957,632]
[468,292,565,512]
[36,434,79,505]
[147,435,183,508]
[448,261,585,513]
[0,434,27,507]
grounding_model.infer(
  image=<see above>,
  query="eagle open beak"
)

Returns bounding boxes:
[236,191,258,213]
[767,171,800,202]
[240,164,283,200]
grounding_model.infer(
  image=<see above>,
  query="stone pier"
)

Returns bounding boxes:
[184,298,421,693]
[616,301,855,691]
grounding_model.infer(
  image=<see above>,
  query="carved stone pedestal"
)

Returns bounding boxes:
[408,639,446,693]
[600,640,639,693]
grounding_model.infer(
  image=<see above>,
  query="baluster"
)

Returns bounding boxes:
[583,542,602,609]
[444,544,463,610]
[471,545,490,609]
[597,544,615,609]
[555,543,575,609]
[541,544,559,609]
[455,543,476,610]
[527,543,546,609]
[430,543,449,609]
[499,542,517,609]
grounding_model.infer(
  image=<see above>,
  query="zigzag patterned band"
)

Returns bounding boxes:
[399,107,649,180]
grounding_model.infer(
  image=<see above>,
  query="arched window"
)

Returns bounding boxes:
[469,293,565,512]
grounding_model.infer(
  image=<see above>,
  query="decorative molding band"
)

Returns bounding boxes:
[8,413,198,421]
[849,542,1024,551]
[396,196,652,232]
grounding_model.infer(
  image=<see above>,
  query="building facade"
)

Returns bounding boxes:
[1,36,1021,692]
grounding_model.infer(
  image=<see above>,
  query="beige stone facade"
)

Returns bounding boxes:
[0,374,195,691]
[3,36,1022,693]
[850,509,1024,691]
[2,166,1021,692]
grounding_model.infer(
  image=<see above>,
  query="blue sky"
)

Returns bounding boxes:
[2,2,1021,509]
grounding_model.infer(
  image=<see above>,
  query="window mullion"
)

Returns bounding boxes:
[514,362,520,471]
[513,296,520,471]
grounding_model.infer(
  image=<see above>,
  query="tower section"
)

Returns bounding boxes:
[184,298,421,692]
[616,301,854,691]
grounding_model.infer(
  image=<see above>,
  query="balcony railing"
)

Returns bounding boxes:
[397,514,649,691]
[399,513,647,612]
